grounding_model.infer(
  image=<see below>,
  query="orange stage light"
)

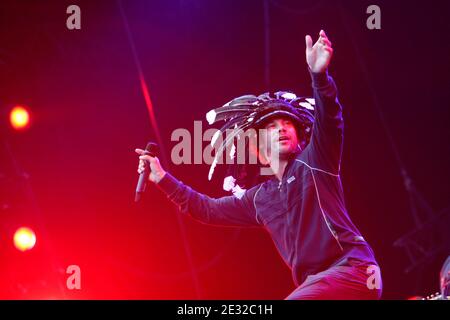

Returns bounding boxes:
[9,106,31,130]
[13,227,36,252]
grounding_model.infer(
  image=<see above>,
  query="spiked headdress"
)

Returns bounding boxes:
[205,91,315,192]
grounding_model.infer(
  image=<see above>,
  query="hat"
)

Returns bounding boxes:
[205,91,315,188]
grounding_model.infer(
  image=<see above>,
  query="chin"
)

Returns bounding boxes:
[270,141,296,158]
[277,145,295,157]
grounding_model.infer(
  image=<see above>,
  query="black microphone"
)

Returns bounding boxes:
[135,142,159,202]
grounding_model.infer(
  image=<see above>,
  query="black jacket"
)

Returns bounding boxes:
[157,71,378,286]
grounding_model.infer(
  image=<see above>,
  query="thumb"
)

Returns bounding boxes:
[305,35,313,50]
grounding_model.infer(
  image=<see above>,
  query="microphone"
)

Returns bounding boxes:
[135,142,159,202]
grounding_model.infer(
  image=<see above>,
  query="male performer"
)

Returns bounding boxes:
[136,30,382,299]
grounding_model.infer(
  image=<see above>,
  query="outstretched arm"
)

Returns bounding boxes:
[135,149,261,227]
[304,30,344,174]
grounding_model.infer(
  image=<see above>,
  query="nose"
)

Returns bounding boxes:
[277,122,287,133]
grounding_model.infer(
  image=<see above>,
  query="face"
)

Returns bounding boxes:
[259,117,299,161]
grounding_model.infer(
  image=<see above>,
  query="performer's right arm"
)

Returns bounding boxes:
[135,149,261,227]
[157,172,262,227]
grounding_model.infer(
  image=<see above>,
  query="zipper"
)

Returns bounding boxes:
[322,215,344,251]
[277,157,294,192]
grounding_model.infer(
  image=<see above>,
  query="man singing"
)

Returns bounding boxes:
[136,30,382,300]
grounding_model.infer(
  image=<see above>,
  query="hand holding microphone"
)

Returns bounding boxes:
[135,142,166,201]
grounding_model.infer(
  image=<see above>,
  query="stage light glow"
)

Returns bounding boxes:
[9,106,31,130]
[13,227,36,252]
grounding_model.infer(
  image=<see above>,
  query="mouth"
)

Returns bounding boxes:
[278,136,290,142]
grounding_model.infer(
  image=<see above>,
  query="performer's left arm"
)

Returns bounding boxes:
[304,30,344,174]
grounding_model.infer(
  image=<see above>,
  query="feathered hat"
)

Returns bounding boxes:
[205,91,315,192]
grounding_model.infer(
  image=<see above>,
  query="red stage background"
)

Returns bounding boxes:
[0,0,449,299]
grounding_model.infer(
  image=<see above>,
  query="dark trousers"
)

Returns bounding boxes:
[285,259,382,300]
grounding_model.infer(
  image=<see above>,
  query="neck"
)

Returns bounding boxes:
[270,157,289,181]
[269,147,301,181]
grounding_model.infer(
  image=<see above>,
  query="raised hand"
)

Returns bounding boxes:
[305,30,333,73]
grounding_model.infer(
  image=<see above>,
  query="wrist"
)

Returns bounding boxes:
[155,172,180,198]
[309,68,330,88]
[308,65,327,74]
[154,171,167,184]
